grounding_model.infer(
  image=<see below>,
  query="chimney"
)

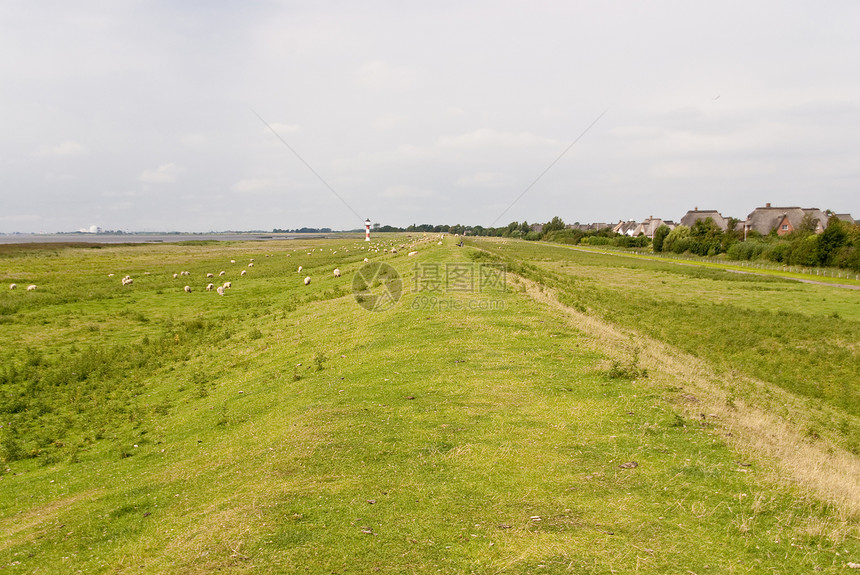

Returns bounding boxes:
[766,202,771,208]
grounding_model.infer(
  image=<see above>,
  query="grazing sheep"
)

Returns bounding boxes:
[333,269,341,278]
[230,259,236,263]
[206,273,214,278]
[363,258,369,263]
[27,285,36,291]
[122,277,133,286]
[216,286,225,296]
[250,258,255,262]
[240,270,247,276]
[9,283,16,290]
[408,251,418,256]
[206,283,214,291]
[219,271,225,276]
[248,263,254,267]
[108,273,115,277]
[181,271,190,276]
[297,266,303,273]
[303,276,311,285]
[184,285,192,293]
[223,281,231,289]
[173,273,178,279]
[391,248,397,254]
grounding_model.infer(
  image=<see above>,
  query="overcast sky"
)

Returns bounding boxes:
[2,1,858,233]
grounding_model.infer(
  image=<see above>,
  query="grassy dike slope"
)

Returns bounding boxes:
[0,237,858,573]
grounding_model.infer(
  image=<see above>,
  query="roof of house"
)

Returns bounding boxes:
[834,213,856,225]
[613,220,639,235]
[745,206,827,235]
[679,209,729,230]
[634,216,675,238]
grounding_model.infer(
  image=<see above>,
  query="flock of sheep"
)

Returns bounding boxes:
[6,233,445,297]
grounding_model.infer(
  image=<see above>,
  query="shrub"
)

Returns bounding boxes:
[652,225,670,252]
[663,225,690,254]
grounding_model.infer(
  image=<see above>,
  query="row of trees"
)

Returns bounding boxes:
[653,216,860,271]
[353,215,860,271]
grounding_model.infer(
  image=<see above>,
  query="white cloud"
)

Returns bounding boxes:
[231,178,277,193]
[179,133,208,147]
[373,113,409,131]
[438,129,562,150]
[355,60,417,92]
[266,123,301,134]
[380,185,437,199]
[45,172,76,182]
[455,172,509,188]
[42,140,88,157]
[139,163,180,184]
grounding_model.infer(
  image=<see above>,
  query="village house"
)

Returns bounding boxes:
[744,203,829,237]
[679,208,731,231]
[566,222,612,233]
[612,220,639,236]
[632,216,676,238]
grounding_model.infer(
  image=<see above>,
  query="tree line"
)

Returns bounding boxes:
[313,215,860,272]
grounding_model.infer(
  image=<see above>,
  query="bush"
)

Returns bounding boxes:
[663,226,690,254]
[764,243,790,263]
[543,229,585,245]
[652,225,670,252]
[787,235,819,266]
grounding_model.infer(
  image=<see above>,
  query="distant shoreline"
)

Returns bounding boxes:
[0,232,347,245]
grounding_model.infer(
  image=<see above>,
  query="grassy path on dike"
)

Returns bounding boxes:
[0,235,857,573]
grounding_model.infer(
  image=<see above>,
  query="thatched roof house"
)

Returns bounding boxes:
[679,208,730,231]
[744,203,828,236]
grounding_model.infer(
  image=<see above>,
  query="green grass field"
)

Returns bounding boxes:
[1,235,858,573]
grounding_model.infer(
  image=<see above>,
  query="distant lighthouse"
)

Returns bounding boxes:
[365,218,371,241]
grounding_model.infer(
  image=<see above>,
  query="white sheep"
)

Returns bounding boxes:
[408,251,418,256]
[181,271,190,276]
[173,273,178,279]
[363,258,369,262]
[9,283,16,290]
[297,266,303,273]
[303,276,311,285]
[206,283,214,291]
[184,285,192,293]
[108,273,115,277]
[248,263,254,267]
[240,270,247,276]
[219,271,225,276]
[27,285,36,291]
[230,259,236,264]
[223,281,231,289]
[333,269,341,278]
[250,258,255,262]
[122,277,133,286]
[216,286,225,296]
[206,273,214,278]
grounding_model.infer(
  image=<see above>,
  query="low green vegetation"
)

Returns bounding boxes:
[1,235,857,573]
[470,238,860,440]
